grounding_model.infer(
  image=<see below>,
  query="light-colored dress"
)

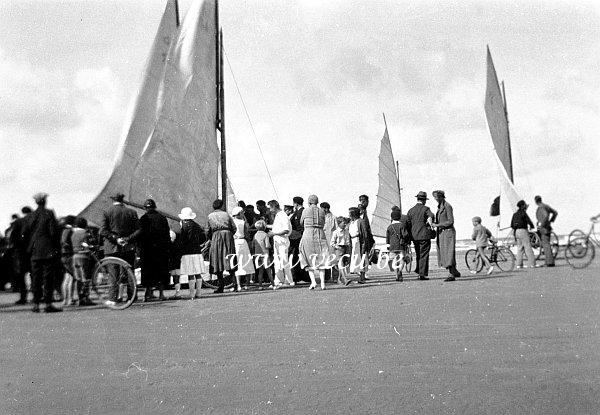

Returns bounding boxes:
[233,217,255,276]
[349,219,366,273]
[299,205,330,270]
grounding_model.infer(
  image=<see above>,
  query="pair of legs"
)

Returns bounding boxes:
[388,250,406,281]
[307,268,326,290]
[539,228,555,266]
[187,274,202,299]
[413,240,431,280]
[256,265,275,289]
[474,246,494,274]
[72,256,94,305]
[515,228,536,268]
[273,240,294,286]
[213,270,236,293]
[30,258,60,312]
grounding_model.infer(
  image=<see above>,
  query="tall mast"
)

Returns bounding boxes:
[215,0,227,209]
[174,0,180,26]
[501,80,514,184]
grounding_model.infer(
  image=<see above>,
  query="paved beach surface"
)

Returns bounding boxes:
[1,259,599,414]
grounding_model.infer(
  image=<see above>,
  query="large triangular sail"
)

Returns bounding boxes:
[80,0,221,225]
[372,120,402,238]
[484,47,521,228]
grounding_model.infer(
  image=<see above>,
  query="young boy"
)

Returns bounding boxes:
[253,220,275,290]
[330,216,350,285]
[471,216,495,275]
[386,210,411,282]
[70,217,96,306]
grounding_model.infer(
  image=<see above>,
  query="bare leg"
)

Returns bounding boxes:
[308,269,317,289]
[318,269,326,290]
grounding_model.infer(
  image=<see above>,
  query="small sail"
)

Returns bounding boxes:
[80,0,179,225]
[81,0,220,225]
[485,47,521,228]
[371,125,402,238]
[226,177,238,210]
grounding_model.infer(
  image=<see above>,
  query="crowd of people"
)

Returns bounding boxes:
[0,189,560,313]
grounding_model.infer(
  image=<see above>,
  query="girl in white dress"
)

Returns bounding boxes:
[232,206,255,291]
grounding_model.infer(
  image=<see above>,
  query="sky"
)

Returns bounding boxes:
[0,0,599,239]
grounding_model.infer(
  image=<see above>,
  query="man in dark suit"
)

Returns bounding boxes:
[289,196,308,283]
[358,195,375,277]
[406,191,435,280]
[22,193,61,312]
[100,192,140,305]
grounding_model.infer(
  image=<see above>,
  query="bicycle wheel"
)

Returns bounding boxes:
[92,257,137,310]
[550,232,559,259]
[565,237,595,269]
[495,247,515,272]
[465,249,483,273]
[568,229,587,246]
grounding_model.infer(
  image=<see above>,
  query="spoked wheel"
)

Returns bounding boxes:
[465,249,483,273]
[536,231,560,261]
[568,229,587,246]
[494,247,516,272]
[92,257,137,310]
[550,232,559,259]
[200,273,235,290]
[565,237,595,269]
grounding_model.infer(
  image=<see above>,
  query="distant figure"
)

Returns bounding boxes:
[100,192,140,306]
[535,195,557,267]
[347,207,370,284]
[177,207,207,300]
[289,196,308,283]
[255,200,271,225]
[320,201,337,282]
[471,216,495,275]
[232,206,255,291]
[357,195,375,261]
[22,193,61,313]
[432,190,461,282]
[59,215,76,305]
[10,206,32,304]
[406,191,435,281]
[330,216,350,285]
[386,209,411,282]
[253,220,275,290]
[244,205,258,228]
[267,200,294,287]
[299,195,329,290]
[207,199,237,294]
[511,200,536,269]
[139,199,171,301]
[70,217,95,306]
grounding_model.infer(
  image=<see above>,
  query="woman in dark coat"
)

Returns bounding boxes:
[177,207,207,299]
[207,199,237,293]
[138,199,171,301]
[432,190,461,282]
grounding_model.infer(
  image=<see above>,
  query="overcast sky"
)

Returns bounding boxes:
[1,0,599,238]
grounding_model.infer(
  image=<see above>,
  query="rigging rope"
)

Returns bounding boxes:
[223,48,280,200]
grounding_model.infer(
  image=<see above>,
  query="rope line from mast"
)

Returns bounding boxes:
[223,48,280,200]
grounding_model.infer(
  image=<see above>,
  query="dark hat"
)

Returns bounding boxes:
[433,190,445,198]
[320,202,331,209]
[144,199,156,209]
[415,191,428,200]
[293,196,304,205]
[110,192,125,202]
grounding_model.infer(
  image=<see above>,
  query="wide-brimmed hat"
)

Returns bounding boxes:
[33,192,48,203]
[415,191,428,200]
[231,206,244,216]
[178,207,196,220]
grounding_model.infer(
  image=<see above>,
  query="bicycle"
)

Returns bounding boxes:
[565,219,599,269]
[85,244,138,310]
[528,230,559,260]
[465,242,516,273]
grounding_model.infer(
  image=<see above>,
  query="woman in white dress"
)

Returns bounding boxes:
[232,206,255,291]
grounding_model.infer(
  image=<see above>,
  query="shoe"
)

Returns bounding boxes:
[170,295,181,300]
[469,270,477,274]
[357,280,365,284]
[104,300,116,307]
[344,278,352,286]
[272,285,279,290]
[288,282,296,287]
[15,299,27,305]
[547,264,555,267]
[32,304,40,313]
[444,276,456,282]
[396,272,403,282]
[158,295,166,301]
[487,266,494,275]
[321,285,326,290]
[79,298,96,306]
[516,265,523,269]
[44,305,62,313]
[243,286,249,290]
[418,276,429,280]
[309,284,316,290]
[213,288,224,294]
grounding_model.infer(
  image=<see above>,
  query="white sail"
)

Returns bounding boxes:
[485,46,522,229]
[371,124,402,238]
[80,0,179,225]
[81,0,220,225]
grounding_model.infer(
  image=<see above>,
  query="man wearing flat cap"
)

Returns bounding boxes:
[407,191,435,280]
[22,192,61,312]
[100,192,141,305]
[432,190,461,281]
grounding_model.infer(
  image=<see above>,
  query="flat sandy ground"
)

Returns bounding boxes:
[1,258,599,414]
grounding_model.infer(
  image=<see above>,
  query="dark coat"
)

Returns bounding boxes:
[406,203,434,241]
[100,203,140,254]
[386,217,411,251]
[23,207,59,260]
[178,220,207,256]
[360,210,375,252]
[289,207,304,240]
[138,210,171,286]
[435,200,457,268]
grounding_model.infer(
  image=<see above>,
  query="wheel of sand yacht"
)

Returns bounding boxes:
[465,249,483,273]
[536,231,560,260]
[565,237,595,269]
[568,229,587,246]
